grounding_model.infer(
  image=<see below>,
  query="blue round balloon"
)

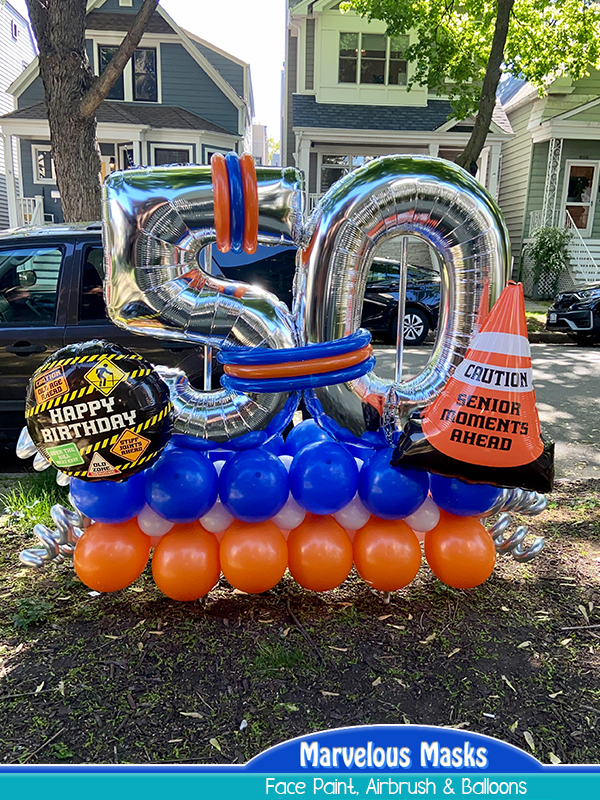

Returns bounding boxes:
[219,449,289,523]
[289,440,359,515]
[262,434,285,456]
[429,474,503,517]
[284,419,332,456]
[145,447,218,523]
[70,472,146,523]
[358,448,429,520]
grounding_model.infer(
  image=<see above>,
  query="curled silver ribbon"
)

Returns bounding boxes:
[19,504,90,569]
[484,489,546,562]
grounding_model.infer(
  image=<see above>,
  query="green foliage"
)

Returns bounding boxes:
[267,136,280,165]
[50,742,75,760]
[342,0,600,120]
[526,226,573,291]
[1,470,69,534]
[12,597,53,630]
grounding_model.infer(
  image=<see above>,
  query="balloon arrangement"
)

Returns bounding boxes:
[16,152,552,601]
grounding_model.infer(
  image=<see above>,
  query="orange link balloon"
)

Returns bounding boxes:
[223,345,374,379]
[353,518,421,591]
[74,520,151,593]
[287,515,353,592]
[424,511,496,589]
[152,522,220,601]
[220,520,288,594]
[240,152,259,255]
[210,152,231,252]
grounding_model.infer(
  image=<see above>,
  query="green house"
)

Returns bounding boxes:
[497,72,600,292]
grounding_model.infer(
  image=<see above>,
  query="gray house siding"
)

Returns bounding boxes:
[192,41,244,98]
[524,139,600,240]
[305,19,315,92]
[20,138,63,223]
[17,75,45,109]
[496,103,533,262]
[285,32,297,168]
[160,43,239,134]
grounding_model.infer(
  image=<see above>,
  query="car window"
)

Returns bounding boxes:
[80,245,107,322]
[368,261,390,285]
[0,245,63,326]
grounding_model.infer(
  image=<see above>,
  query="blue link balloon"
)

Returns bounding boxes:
[358,448,429,520]
[145,447,218,523]
[284,419,332,456]
[70,472,146,523]
[429,474,503,517]
[289,440,359,515]
[219,449,289,523]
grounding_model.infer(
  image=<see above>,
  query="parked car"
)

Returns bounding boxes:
[0,224,207,446]
[545,283,600,345]
[361,257,441,345]
[0,225,440,444]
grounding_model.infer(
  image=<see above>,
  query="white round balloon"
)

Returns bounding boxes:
[137,504,174,537]
[333,493,370,532]
[404,496,440,534]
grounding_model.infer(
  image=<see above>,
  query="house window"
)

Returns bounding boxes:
[151,145,192,166]
[133,48,157,102]
[99,46,124,100]
[119,0,133,5]
[32,145,55,184]
[320,154,375,193]
[11,20,18,40]
[338,32,409,85]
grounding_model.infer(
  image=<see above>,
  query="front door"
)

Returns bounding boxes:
[561,160,600,237]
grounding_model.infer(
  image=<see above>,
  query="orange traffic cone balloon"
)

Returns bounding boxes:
[422,282,543,467]
[393,281,554,493]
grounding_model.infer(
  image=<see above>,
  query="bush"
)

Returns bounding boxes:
[526,226,573,295]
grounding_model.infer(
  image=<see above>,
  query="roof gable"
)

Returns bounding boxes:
[9,0,247,113]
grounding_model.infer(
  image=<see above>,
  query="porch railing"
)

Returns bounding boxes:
[564,210,600,284]
[527,208,600,287]
[18,196,44,227]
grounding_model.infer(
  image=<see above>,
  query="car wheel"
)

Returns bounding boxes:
[568,332,600,346]
[390,308,430,346]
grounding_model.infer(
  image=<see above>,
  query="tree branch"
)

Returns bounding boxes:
[455,0,514,169]
[79,0,159,119]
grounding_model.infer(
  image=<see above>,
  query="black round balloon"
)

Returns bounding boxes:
[26,340,171,482]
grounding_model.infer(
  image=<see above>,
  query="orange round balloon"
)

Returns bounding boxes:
[353,518,421,591]
[287,515,353,591]
[74,519,151,592]
[424,511,496,589]
[152,522,220,601]
[220,520,288,593]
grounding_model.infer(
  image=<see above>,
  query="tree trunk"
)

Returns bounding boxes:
[26,0,159,223]
[27,0,101,222]
[455,0,514,172]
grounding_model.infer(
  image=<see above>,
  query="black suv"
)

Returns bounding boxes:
[0,224,207,445]
[545,283,600,345]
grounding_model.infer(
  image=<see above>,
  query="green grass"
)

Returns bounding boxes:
[1,470,69,533]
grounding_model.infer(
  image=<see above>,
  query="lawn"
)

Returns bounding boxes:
[0,473,599,766]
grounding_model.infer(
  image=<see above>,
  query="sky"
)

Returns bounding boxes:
[11,0,287,142]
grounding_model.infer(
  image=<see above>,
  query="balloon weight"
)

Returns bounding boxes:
[287,515,352,591]
[424,512,496,589]
[152,522,220,601]
[73,519,151,592]
[353,518,421,591]
[220,520,288,593]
